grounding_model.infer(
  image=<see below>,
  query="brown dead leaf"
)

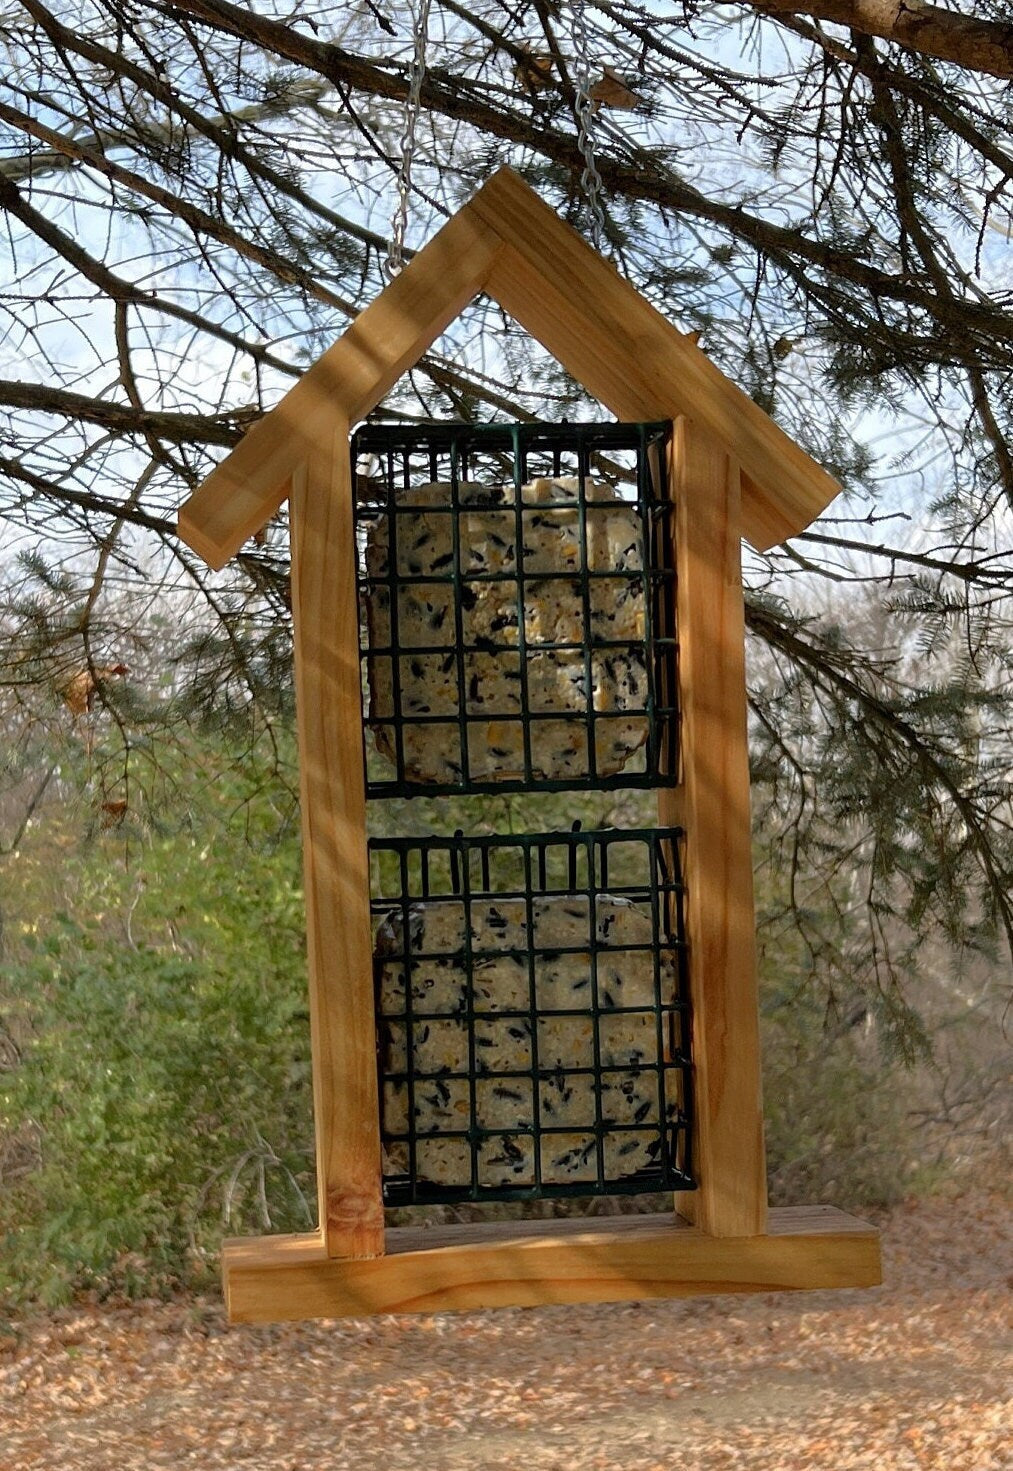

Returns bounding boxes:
[60,664,129,716]
[589,66,641,110]
[515,47,554,94]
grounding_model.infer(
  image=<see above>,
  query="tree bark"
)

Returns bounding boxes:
[746,1,1013,80]
[0,380,244,448]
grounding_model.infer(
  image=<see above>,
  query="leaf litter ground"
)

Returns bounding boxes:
[1,1189,1009,1469]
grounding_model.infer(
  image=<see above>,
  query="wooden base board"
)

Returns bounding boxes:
[222,1206,880,1324]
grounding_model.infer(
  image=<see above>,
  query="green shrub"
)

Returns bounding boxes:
[0,800,314,1307]
[761,998,922,1210]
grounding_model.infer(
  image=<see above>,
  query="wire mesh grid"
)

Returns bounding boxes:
[353,420,677,797]
[371,825,694,1205]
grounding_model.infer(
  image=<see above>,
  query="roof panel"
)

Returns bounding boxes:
[178,168,839,567]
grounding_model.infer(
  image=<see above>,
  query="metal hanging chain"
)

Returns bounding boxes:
[568,2,607,250]
[386,0,432,280]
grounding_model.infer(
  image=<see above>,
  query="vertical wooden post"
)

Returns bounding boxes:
[668,416,767,1238]
[290,423,385,1259]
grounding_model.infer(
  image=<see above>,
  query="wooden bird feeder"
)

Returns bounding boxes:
[178,168,881,1324]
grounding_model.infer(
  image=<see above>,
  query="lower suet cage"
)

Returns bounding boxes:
[370,825,693,1207]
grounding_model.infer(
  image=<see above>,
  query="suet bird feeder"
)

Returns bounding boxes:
[178,168,881,1323]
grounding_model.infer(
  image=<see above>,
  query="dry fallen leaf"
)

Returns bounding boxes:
[60,664,129,717]
[0,1190,1008,1471]
[515,47,554,94]
[589,66,641,111]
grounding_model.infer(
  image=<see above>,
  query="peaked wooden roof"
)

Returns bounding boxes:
[178,167,839,568]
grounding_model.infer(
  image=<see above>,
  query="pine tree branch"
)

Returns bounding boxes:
[856,36,1013,507]
[795,530,1013,588]
[747,598,1013,960]
[2,70,392,266]
[0,99,356,317]
[0,378,244,447]
[743,1,1013,81]
[14,0,1012,368]
[0,170,299,376]
[0,764,55,857]
[0,450,289,607]
[0,450,179,536]
[758,12,1013,182]
[149,0,1013,359]
[0,78,330,183]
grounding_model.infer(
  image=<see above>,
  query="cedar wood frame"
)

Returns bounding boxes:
[178,168,880,1323]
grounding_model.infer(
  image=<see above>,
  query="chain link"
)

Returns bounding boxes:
[386,0,432,280]
[568,2,606,250]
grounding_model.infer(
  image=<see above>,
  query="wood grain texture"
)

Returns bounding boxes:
[222,1207,881,1323]
[475,169,839,551]
[177,167,840,571]
[671,418,767,1237]
[289,432,384,1259]
[177,205,504,569]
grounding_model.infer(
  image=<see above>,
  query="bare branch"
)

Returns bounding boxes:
[0,378,244,447]
[746,1,1013,81]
